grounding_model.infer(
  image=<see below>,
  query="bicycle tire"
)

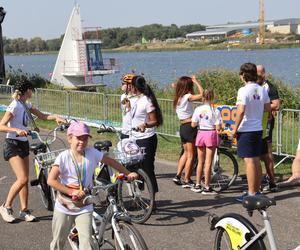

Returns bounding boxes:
[214,213,266,250]
[201,148,238,192]
[114,221,148,250]
[118,167,154,224]
[38,169,54,211]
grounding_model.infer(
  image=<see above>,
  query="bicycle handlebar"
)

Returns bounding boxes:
[97,124,139,134]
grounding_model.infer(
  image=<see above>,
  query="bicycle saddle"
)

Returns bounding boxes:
[29,143,47,153]
[242,195,276,211]
[94,140,112,151]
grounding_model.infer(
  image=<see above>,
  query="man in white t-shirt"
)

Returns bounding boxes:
[232,63,271,202]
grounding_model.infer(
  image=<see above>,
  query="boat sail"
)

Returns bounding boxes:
[50,4,118,89]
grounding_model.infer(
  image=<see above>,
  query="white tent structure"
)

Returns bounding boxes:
[51,4,118,89]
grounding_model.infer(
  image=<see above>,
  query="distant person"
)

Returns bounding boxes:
[120,73,137,139]
[231,63,271,202]
[257,65,280,192]
[130,75,163,205]
[172,75,203,188]
[190,89,222,194]
[48,121,138,250]
[0,79,66,223]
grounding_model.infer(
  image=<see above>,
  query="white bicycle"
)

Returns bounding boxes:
[68,174,148,250]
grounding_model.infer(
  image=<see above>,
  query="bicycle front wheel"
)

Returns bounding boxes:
[118,168,154,224]
[114,221,148,250]
[206,148,238,192]
[39,169,54,211]
[214,228,232,250]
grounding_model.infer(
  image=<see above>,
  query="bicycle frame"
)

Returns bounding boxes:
[239,210,277,250]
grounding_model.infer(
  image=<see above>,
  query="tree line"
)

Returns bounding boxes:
[3,23,205,53]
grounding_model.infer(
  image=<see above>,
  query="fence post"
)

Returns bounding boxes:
[104,94,108,123]
[35,88,40,109]
[277,110,283,156]
[66,91,70,118]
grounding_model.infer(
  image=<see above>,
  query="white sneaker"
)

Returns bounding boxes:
[19,209,36,222]
[0,204,15,223]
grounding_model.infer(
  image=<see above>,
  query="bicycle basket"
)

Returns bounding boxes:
[114,139,145,166]
[36,149,66,167]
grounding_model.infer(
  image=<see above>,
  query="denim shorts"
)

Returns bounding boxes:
[3,138,30,161]
[237,131,263,158]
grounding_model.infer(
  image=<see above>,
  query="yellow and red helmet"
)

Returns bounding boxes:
[121,73,136,85]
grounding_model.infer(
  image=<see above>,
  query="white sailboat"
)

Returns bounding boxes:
[50,4,118,89]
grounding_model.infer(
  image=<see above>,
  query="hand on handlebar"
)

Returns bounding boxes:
[55,116,68,125]
[15,129,29,137]
[127,172,139,181]
[136,123,146,133]
[70,189,86,201]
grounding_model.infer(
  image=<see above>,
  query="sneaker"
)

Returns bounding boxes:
[191,184,203,193]
[236,192,262,203]
[0,204,15,223]
[181,180,195,188]
[202,187,217,195]
[172,175,182,185]
[19,209,36,222]
[263,182,278,192]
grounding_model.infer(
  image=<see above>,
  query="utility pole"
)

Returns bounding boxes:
[258,0,265,44]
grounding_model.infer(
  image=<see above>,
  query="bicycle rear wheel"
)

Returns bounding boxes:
[118,168,154,224]
[114,221,148,250]
[203,148,238,192]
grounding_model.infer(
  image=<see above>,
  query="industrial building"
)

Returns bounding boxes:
[186,19,300,41]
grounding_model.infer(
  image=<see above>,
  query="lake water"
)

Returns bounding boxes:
[5,48,300,87]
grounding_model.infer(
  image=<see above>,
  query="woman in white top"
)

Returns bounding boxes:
[130,75,163,203]
[0,79,66,223]
[173,76,203,188]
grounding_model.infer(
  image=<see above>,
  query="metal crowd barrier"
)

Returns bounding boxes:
[0,85,299,163]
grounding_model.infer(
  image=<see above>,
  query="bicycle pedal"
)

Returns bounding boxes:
[30,179,39,186]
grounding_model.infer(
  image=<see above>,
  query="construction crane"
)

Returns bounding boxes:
[258,0,265,44]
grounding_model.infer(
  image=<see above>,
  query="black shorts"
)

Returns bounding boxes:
[179,123,197,144]
[3,139,30,161]
[237,131,263,158]
[261,138,269,155]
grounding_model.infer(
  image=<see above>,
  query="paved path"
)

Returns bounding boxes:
[0,132,299,250]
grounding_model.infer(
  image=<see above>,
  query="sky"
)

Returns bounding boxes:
[1,0,300,40]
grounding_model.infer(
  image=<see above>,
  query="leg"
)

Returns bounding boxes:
[136,135,159,193]
[75,212,93,250]
[50,209,75,250]
[204,147,217,187]
[244,157,262,194]
[4,156,29,208]
[285,149,300,182]
[176,144,187,176]
[18,156,30,210]
[183,142,195,182]
[195,147,205,185]
[262,142,275,183]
